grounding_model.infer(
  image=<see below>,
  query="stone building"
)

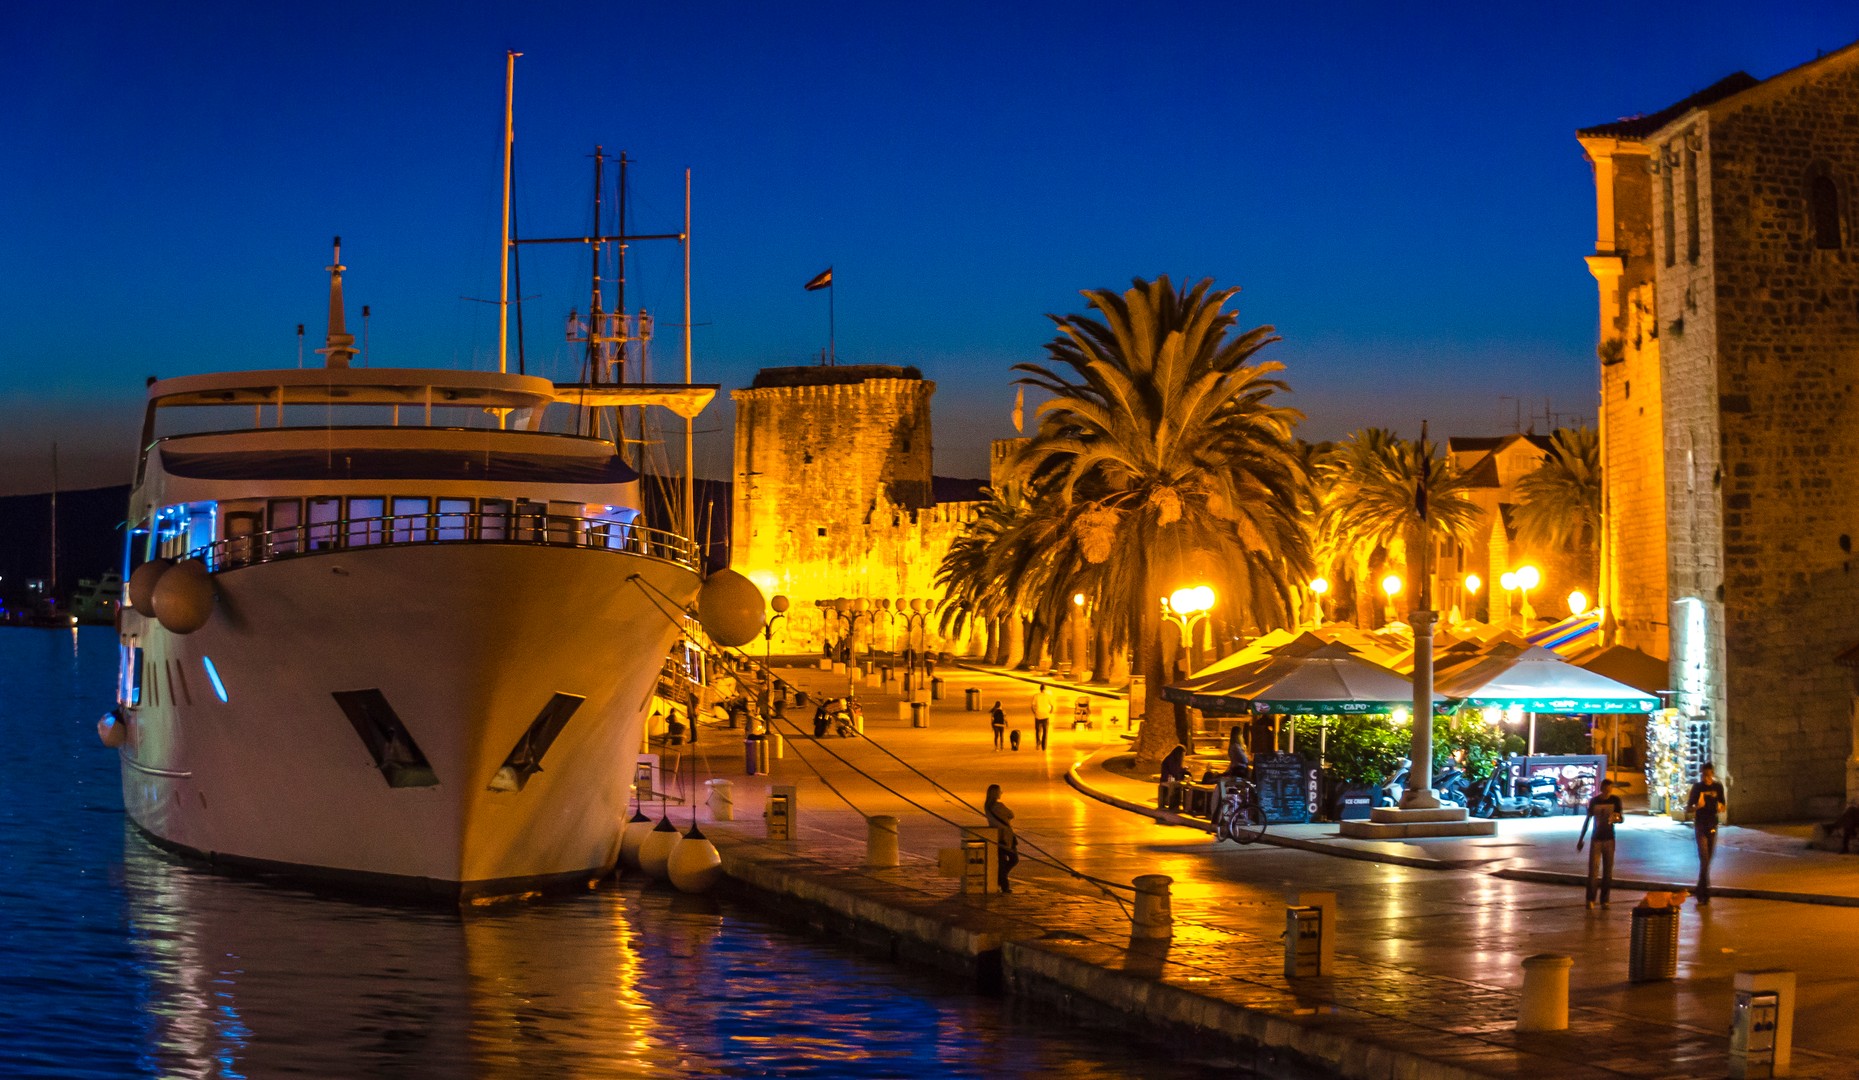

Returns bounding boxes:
[730,365,982,652]
[1436,434,1568,623]
[1579,43,1859,818]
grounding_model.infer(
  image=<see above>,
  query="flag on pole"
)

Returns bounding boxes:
[804,267,833,291]
[1012,386,1025,433]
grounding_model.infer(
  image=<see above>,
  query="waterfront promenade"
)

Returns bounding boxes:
[666,659,1859,1078]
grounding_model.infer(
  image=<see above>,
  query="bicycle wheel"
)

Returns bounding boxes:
[1229,798,1267,845]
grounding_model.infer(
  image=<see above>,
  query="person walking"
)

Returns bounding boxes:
[989,700,1007,750]
[1686,763,1728,905]
[1576,777,1624,908]
[1031,686,1054,750]
[984,784,1019,893]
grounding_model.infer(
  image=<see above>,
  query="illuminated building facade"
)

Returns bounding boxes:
[1580,43,1859,818]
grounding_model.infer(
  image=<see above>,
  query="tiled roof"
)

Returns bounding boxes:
[1576,72,1759,140]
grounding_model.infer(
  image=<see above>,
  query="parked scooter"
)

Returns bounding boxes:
[1468,766,1554,818]
[812,697,862,738]
[1433,764,1471,808]
[1376,758,1412,808]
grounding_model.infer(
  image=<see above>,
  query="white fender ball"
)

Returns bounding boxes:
[152,559,215,634]
[667,830,723,894]
[637,817,680,880]
[697,569,765,648]
[127,559,173,613]
[619,812,655,871]
[97,710,129,749]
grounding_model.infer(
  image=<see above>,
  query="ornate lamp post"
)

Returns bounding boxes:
[832,597,871,696]
[1162,585,1215,674]
[1070,593,1089,678]
[1380,574,1403,626]
[1499,571,1518,627]
[1514,564,1541,626]
[1463,573,1481,622]
[760,594,790,715]
[1308,577,1329,628]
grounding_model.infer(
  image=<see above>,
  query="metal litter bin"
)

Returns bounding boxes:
[1628,906,1679,982]
[930,677,945,700]
[965,687,980,711]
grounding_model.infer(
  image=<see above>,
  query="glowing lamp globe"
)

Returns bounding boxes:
[1309,577,1329,596]
[1568,591,1590,617]
[1500,572,1518,591]
[697,568,766,647]
[1515,565,1541,591]
[1072,593,1086,607]
[1380,575,1402,599]
[1464,574,1481,596]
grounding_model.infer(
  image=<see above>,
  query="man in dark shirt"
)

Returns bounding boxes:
[1686,763,1728,905]
[1576,778,1624,907]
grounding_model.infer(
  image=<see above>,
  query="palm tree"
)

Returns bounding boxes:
[1512,427,1600,554]
[1316,428,1482,627]
[935,491,1021,662]
[1012,277,1312,763]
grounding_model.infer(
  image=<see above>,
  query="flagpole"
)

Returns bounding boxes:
[828,273,835,366]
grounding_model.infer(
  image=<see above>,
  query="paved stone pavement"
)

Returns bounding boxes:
[666,657,1859,1075]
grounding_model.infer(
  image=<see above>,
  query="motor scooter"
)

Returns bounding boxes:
[1468,767,1554,817]
[1376,757,1412,808]
[1433,764,1470,808]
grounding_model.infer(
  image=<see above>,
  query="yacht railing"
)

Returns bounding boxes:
[187,512,699,573]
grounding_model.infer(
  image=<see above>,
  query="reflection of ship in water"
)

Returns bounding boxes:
[117,827,1163,1079]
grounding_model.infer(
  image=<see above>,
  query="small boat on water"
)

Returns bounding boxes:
[107,240,715,901]
[72,571,123,625]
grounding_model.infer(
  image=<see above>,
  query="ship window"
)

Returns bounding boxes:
[222,512,262,568]
[1812,173,1842,250]
[391,497,431,542]
[330,689,439,788]
[436,498,473,541]
[201,655,229,703]
[346,497,386,547]
[267,499,302,556]
[515,500,546,542]
[479,499,512,541]
[489,693,587,792]
[306,497,342,551]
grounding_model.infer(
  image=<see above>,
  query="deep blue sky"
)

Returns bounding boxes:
[4,1,1854,493]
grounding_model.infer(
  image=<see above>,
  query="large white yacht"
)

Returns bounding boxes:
[108,246,711,901]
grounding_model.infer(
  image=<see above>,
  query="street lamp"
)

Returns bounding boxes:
[1071,593,1089,678]
[759,595,790,717]
[1380,573,1402,624]
[832,597,872,696]
[1567,590,1589,617]
[1308,577,1329,627]
[1162,586,1215,673]
[1499,571,1518,626]
[1514,564,1540,626]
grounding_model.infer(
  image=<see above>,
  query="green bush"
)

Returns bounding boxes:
[1290,711,1517,786]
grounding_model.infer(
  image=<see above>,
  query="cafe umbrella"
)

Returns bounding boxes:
[1433,644,1659,754]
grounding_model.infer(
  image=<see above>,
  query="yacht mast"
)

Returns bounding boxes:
[316,237,357,369]
[683,169,695,546]
[497,51,519,394]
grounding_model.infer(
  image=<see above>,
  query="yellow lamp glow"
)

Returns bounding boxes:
[1463,573,1481,596]
[1391,706,1410,726]
[1072,593,1086,607]
[1515,565,1541,590]
[1567,590,1589,617]
[1499,571,1518,591]
[1309,577,1330,596]
[1380,574,1402,598]
[1168,586,1214,615]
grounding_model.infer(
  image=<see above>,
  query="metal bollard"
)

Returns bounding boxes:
[867,814,900,867]
[770,732,785,760]
[765,785,798,840]
[966,687,981,711]
[1131,874,1173,939]
[911,701,929,728]
[1516,954,1573,1031]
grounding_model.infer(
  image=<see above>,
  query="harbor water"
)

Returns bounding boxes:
[1,627,1218,1078]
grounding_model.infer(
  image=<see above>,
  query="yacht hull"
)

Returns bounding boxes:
[118,543,697,901]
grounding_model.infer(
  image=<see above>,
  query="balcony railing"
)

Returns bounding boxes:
[187,511,698,573]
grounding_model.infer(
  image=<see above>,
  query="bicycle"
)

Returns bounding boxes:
[1213,776,1266,844]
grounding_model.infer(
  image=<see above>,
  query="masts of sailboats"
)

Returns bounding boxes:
[497,50,519,381]
[48,442,58,603]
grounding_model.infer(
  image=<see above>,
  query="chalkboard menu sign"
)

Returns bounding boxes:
[1255,752,1319,824]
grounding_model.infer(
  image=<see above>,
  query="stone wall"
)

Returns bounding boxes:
[1695,56,1859,819]
[731,367,978,652]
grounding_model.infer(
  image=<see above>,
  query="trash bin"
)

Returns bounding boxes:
[930,677,945,701]
[1628,905,1679,982]
[965,687,981,711]
[911,701,929,728]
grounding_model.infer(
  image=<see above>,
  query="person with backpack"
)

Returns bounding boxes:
[989,700,1007,750]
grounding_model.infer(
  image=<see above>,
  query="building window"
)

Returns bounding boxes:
[1683,147,1700,264]
[1811,173,1842,250]
[817,527,827,537]
[1661,145,1677,268]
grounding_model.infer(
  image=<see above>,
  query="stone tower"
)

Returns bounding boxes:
[733,365,972,646]
[1580,43,1859,819]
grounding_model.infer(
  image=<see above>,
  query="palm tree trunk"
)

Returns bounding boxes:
[1132,539,1177,770]
[1002,612,1026,669]
[1090,627,1110,684]
[1021,614,1049,672]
